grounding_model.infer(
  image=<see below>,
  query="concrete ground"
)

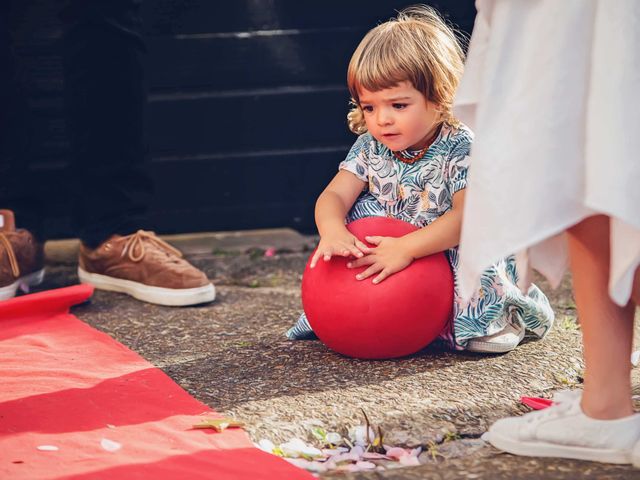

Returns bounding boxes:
[38,229,640,479]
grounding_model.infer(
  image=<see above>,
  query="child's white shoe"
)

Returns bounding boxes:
[483,391,640,464]
[465,320,525,353]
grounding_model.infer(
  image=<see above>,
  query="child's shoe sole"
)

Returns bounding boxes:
[78,268,215,306]
[0,268,45,301]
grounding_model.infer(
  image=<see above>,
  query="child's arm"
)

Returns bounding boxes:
[347,189,465,283]
[310,170,371,268]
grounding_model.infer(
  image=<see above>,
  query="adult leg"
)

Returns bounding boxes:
[568,215,635,419]
[60,0,152,248]
[0,1,44,239]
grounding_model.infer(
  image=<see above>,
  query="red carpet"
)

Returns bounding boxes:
[0,285,311,480]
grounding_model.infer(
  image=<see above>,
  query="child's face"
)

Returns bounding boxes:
[358,81,440,151]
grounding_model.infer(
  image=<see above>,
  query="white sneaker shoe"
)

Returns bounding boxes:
[632,439,640,468]
[483,390,640,464]
[465,320,525,353]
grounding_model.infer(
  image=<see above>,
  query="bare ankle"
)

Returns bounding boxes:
[581,398,634,420]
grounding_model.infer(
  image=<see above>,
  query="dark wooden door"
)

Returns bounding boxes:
[7,1,476,237]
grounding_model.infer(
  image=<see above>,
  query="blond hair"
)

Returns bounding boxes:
[347,5,465,134]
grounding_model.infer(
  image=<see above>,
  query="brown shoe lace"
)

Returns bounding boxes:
[121,230,183,263]
[0,232,20,278]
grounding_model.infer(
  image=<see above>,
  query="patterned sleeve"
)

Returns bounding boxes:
[338,133,372,183]
[446,132,472,195]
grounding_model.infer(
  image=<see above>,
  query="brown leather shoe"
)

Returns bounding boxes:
[78,230,215,306]
[0,210,45,300]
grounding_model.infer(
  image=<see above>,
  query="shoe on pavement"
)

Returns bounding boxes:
[0,210,45,300]
[78,230,215,306]
[483,390,640,464]
[465,318,525,353]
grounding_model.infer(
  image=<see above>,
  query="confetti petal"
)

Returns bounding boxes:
[37,445,59,452]
[631,350,640,367]
[192,417,245,432]
[100,438,121,452]
[385,447,409,459]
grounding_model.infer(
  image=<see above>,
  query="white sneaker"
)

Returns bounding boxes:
[483,390,640,464]
[632,439,640,468]
[465,320,525,353]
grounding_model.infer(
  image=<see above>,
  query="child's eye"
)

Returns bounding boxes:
[361,105,373,113]
[392,103,408,110]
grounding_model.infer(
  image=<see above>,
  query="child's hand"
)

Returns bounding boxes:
[346,236,413,284]
[310,232,370,268]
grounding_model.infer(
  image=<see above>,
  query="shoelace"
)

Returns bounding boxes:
[0,232,20,278]
[121,230,183,263]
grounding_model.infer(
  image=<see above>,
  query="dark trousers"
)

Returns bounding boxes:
[0,0,153,248]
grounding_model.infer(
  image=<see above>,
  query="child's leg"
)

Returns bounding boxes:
[567,215,636,419]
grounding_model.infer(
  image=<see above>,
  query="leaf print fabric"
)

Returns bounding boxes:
[339,123,554,349]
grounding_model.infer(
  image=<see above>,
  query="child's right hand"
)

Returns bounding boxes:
[310,231,370,268]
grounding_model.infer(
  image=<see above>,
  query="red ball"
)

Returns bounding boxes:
[302,217,454,359]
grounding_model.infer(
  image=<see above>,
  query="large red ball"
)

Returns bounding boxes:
[301,217,454,359]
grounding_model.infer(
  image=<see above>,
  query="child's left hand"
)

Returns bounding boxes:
[346,236,413,284]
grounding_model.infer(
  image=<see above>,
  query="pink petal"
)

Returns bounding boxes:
[362,452,390,460]
[385,447,409,459]
[399,455,421,466]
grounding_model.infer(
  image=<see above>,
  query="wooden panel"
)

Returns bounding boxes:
[146,87,354,155]
[4,0,477,238]
[143,1,475,36]
[146,30,361,91]
[28,87,356,163]
[32,149,344,236]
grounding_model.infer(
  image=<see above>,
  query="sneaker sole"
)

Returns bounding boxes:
[465,338,521,353]
[487,430,632,464]
[0,269,45,301]
[77,268,215,307]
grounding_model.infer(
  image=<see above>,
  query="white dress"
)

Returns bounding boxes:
[454,0,640,306]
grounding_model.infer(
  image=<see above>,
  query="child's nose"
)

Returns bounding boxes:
[376,110,393,126]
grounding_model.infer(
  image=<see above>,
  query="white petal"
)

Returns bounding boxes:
[631,350,640,367]
[100,438,121,452]
[37,445,58,452]
[257,439,275,453]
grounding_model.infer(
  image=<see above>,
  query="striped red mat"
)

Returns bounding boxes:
[0,285,311,479]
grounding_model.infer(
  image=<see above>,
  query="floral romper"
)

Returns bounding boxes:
[290,123,554,349]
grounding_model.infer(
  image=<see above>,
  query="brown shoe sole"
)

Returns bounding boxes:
[77,267,215,306]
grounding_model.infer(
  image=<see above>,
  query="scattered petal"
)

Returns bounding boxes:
[284,457,327,473]
[264,247,277,257]
[257,439,275,453]
[37,445,59,452]
[521,396,553,410]
[106,424,116,429]
[410,447,422,457]
[322,447,349,455]
[348,425,375,446]
[350,445,365,457]
[280,438,323,459]
[325,432,342,445]
[355,461,376,470]
[362,452,390,460]
[385,447,409,459]
[100,438,121,452]
[192,417,244,432]
[632,350,640,367]
[399,455,421,466]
